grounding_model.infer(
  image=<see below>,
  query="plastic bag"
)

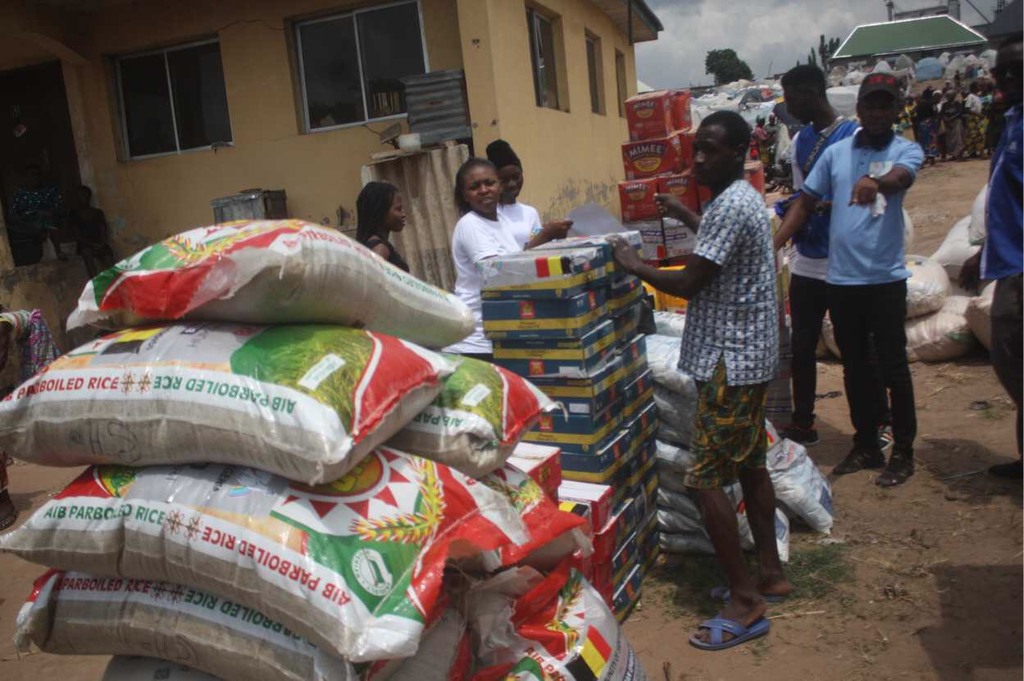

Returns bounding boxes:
[966,283,994,351]
[387,357,554,478]
[68,220,474,349]
[905,255,950,319]
[0,451,585,662]
[652,311,686,337]
[0,324,454,485]
[103,658,222,681]
[766,439,833,532]
[645,335,695,396]
[905,296,976,363]
[930,216,980,281]
[653,386,695,447]
[467,564,649,681]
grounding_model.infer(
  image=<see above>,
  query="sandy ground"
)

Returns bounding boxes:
[0,157,1019,681]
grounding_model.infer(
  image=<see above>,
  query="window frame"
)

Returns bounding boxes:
[526,6,567,112]
[585,31,605,115]
[115,37,233,161]
[615,49,628,118]
[293,0,430,135]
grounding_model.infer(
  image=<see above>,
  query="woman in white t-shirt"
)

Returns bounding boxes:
[486,139,572,249]
[445,158,569,359]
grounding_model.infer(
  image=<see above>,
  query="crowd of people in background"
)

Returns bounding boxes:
[904,75,1008,165]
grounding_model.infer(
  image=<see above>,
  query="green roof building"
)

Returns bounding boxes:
[832,15,989,64]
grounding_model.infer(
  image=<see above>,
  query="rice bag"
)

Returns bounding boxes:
[0,323,453,484]
[767,438,833,533]
[103,658,222,681]
[468,564,649,681]
[18,570,354,681]
[0,450,585,662]
[68,220,474,349]
[387,357,554,478]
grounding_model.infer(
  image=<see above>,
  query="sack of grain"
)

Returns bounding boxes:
[930,216,980,281]
[0,324,454,484]
[646,334,695,396]
[0,451,585,662]
[103,658,222,681]
[903,208,915,252]
[965,283,994,351]
[19,571,354,681]
[659,532,715,555]
[968,186,988,245]
[766,439,833,533]
[467,563,649,681]
[68,220,474,349]
[653,311,686,337]
[905,296,976,363]
[653,386,695,448]
[906,255,950,319]
[386,357,554,478]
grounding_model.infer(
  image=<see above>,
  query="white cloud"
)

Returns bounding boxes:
[637,0,1000,88]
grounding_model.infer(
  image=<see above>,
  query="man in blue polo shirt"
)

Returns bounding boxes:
[777,73,924,488]
[962,33,1023,479]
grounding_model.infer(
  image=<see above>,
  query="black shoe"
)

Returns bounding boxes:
[832,447,886,476]
[780,424,820,446]
[989,460,1024,479]
[876,453,914,488]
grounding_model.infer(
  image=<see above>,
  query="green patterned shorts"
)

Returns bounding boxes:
[684,358,769,490]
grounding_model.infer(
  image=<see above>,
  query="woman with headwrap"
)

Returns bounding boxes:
[485,139,572,249]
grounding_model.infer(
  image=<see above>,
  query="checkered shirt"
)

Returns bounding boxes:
[679,180,779,386]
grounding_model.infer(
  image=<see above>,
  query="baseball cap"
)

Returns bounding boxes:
[859,73,900,101]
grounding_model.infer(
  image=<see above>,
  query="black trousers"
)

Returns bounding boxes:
[790,273,891,430]
[828,281,915,453]
[991,274,1023,457]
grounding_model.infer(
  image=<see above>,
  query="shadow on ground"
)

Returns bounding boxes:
[920,437,1024,506]
[916,563,1024,681]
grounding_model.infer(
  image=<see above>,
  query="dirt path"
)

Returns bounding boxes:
[0,158,1019,681]
[626,157,1023,681]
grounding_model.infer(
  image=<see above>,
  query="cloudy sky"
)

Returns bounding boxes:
[636,0,1002,88]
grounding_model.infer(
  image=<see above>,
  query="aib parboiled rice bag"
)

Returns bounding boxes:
[468,564,648,681]
[0,449,586,662]
[20,571,353,681]
[0,323,453,484]
[67,220,474,349]
[387,357,555,478]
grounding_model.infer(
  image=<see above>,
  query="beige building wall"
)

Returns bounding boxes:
[458,0,637,222]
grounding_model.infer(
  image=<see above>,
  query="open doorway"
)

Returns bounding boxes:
[0,61,81,266]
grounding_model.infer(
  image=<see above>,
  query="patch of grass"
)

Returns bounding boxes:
[648,543,852,618]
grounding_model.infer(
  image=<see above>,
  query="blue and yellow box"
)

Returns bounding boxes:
[491,320,617,378]
[483,289,608,340]
[559,428,632,482]
[613,562,644,622]
[523,404,622,454]
[480,247,608,300]
[528,354,625,416]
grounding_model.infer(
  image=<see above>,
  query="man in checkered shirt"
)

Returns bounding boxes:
[613,111,789,651]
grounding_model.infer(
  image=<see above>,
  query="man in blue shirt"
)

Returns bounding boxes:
[614,111,788,651]
[777,73,924,488]
[962,33,1023,479]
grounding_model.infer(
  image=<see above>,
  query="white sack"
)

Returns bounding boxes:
[931,216,980,281]
[965,282,995,351]
[906,255,950,319]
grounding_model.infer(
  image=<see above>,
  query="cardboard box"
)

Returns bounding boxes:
[533,232,643,279]
[524,406,622,453]
[624,90,676,141]
[491,320,617,378]
[480,247,608,299]
[558,479,613,533]
[483,289,608,340]
[508,442,562,501]
[621,369,654,413]
[613,563,644,621]
[621,131,693,180]
[528,353,625,416]
[657,172,701,213]
[608,276,644,316]
[560,428,632,483]
[745,160,766,195]
[618,179,661,222]
[592,502,628,564]
[671,89,693,133]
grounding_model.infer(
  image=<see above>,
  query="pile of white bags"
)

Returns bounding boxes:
[966,283,995,351]
[646,333,698,448]
[906,254,951,319]
[931,216,980,281]
[905,295,976,362]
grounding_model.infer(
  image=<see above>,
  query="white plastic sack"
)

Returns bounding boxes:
[826,86,860,118]
[969,186,988,245]
[966,283,995,351]
[904,209,915,252]
[944,55,966,80]
[660,531,715,555]
[931,216,980,281]
[654,385,695,447]
[766,439,833,533]
[655,440,692,493]
[873,60,893,73]
[906,255,950,319]
[906,296,976,362]
[653,311,686,337]
[103,658,222,681]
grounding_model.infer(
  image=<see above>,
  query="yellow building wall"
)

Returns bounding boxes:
[2,0,463,254]
[459,0,637,222]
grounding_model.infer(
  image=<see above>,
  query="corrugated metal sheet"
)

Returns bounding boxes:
[401,70,472,146]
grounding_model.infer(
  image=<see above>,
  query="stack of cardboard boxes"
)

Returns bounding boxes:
[479,235,659,620]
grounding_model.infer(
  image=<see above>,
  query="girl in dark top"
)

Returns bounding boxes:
[69,185,116,277]
[356,181,409,272]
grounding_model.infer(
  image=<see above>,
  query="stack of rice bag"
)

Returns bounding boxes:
[0,220,649,681]
[479,234,659,620]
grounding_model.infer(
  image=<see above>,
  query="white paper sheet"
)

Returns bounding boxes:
[566,202,625,236]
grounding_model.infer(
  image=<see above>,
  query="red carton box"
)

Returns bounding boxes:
[622,131,693,180]
[624,90,675,141]
[618,179,660,222]
[671,89,693,132]
[657,172,700,213]
[745,160,766,196]
[558,479,613,532]
[508,442,562,502]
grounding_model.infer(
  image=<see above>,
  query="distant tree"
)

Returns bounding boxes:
[818,34,842,67]
[705,49,754,85]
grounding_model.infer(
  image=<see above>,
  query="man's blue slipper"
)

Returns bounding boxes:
[689,615,771,651]
[708,586,787,603]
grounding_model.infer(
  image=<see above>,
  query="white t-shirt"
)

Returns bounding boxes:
[499,202,543,249]
[445,211,523,354]
[788,129,830,281]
